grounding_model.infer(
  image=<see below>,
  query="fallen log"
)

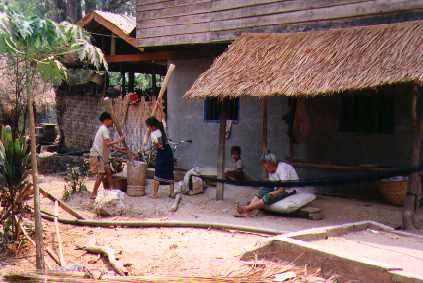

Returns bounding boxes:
[40,187,85,220]
[170,193,182,212]
[40,213,284,235]
[80,244,128,276]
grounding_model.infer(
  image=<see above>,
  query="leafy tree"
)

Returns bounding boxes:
[0,8,106,270]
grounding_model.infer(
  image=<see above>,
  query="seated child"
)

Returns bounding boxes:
[225,146,246,181]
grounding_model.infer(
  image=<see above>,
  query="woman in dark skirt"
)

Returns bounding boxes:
[145,117,175,198]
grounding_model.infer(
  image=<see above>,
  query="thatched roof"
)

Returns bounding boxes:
[185,21,423,99]
[79,10,136,48]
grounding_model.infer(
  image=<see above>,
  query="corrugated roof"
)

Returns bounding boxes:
[92,10,135,35]
[185,20,423,98]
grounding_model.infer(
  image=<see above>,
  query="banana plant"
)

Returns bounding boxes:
[0,126,31,247]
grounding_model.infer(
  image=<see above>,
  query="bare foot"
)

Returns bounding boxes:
[90,194,97,200]
[169,192,176,199]
[150,194,159,199]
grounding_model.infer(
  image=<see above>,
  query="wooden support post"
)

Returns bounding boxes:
[403,87,423,230]
[152,74,157,94]
[128,72,135,93]
[216,101,226,201]
[261,98,268,153]
[121,72,126,96]
[261,98,269,178]
[27,81,45,271]
[110,34,116,56]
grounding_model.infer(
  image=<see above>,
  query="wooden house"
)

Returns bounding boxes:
[135,0,423,181]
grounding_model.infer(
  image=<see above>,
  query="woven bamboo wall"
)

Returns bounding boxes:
[108,96,165,152]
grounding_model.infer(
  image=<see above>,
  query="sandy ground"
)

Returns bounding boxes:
[39,174,423,233]
[310,229,423,278]
[1,174,423,280]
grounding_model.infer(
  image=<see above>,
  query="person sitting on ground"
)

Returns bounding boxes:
[89,111,126,199]
[235,152,298,217]
[225,146,246,182]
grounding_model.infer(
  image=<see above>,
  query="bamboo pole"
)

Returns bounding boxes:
[216,101,226,201]
[27,73,45,271]
[40,213,284,235]
[54,201,66,266]
[143,64,176,146]
[403,87,423,230]
[40,187,85,220]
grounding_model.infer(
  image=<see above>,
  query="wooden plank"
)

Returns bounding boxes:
[137,0,364,28]
[136,1,423,46]
[138,0,423,38]
[138,0,211,12]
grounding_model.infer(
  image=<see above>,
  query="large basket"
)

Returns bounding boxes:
[377,180,408,206]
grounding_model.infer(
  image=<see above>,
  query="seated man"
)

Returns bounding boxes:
[236,152,298,217]
[225,146,246,182]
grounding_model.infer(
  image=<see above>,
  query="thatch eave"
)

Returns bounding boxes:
[185,20,423,99]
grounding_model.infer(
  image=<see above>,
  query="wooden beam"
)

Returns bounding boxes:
[216,102,226,201]
[39,188,85,220]
[105,53,170,63]
[403,87,423,230]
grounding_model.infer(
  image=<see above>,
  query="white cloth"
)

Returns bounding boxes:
[268,162,299,193]
[90,125,111,158]
[268,162,314,193]
[235,159,243,170]
[150,129,162,145]
[269,162,299,182]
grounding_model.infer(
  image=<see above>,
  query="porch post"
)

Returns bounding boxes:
[128,72,135,93]
[403,86,423,230]
[261,98,268,152]
[261,98,269,178]
[217,100,226,200]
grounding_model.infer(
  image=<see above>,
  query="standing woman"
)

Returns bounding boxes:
[145,117,175,198]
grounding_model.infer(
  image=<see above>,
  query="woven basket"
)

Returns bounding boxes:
[377,180,408,206]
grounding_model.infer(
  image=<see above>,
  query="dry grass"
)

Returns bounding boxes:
[185,20,423,98]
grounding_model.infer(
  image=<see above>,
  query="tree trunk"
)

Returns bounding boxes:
[402,87,423,230]
[27,67,45,271]
[66,0,78,23]
[85,0,97,14]
[53,0,67,22]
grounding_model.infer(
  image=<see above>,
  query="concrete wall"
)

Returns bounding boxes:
[167,59,418,180]
[167,58,290,178]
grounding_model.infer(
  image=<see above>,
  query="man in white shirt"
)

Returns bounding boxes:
[89,111,126,199]
[236,152,298,216]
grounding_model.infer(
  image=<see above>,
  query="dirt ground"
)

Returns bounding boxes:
[1,174,423,280]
